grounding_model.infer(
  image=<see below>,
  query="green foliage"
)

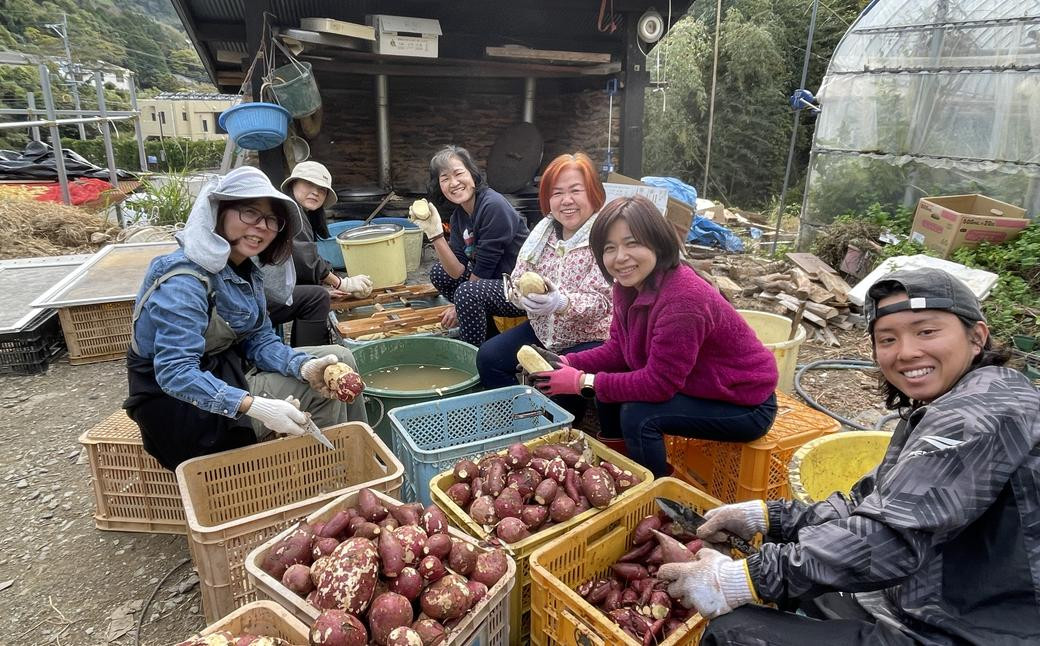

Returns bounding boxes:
[131,171,195,226]
[811,202,914,268]
[951,223,1040,342]
[61,137,225,173]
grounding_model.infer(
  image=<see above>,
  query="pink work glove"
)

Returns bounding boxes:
[531,364,584,397]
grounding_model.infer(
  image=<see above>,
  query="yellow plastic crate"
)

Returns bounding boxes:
[181,600,310,644]
[246,488,515,645]
[429,429,654,646]
[177,422,404,622]
[665,391,841,502]
[78,410,185,534]
[529,478,722,646]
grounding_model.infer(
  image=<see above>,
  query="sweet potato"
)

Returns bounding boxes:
[515,272,548,297]
[533,478,558,506]
[581,467,616,509]
[648,589,672,620]
[452,459,478,483]
[323,362,365,404]
[281,563,314,597]
[385,627,424,646]
[603,588,622,612]
[493,486,523,519]
[618,539,655,563]
[389,502,423,527]
[478,454,507,479]
[516,343,552,372]
[556,445,584,468]
[389,567,423,600]
[423,533,452,560]
[466,580,488,608]
[468,495,497,525]
[575,495,592,514]
[633,515,662,545]
[495,517,530,543]
[379,529,406,578]
[505,471,535,500]
[533,445,561,460]
[379,516,400,531]
[353,521,382,540]
[418,555,446,582]
[651,529,696,563]
[485,461,507,497]
[646,544,663,565]
[310,556,331,587]
[472,548,509,587]
[309,609,367,646]
[320,510,353,539]
[600,461,641,491]
[420,574,472,621]
[369,592,414,646]
[686,538,704,555]
[585,578,613,605]
[520,504,548,530]
[563,469,583,504]
[469,476,485,499]
[347,515,368,536]
[312,537,340,561]
[393,525,428,565]
[548,494,577,523]
[621,587,639,606]
[410,619,446,646]
[447,539,478,576]
[314,537,380,613]
[260,527,313,579]
[358,488,388,522]
[545,456,567,483]
[445,482,472,508]
[421,505,449,536]
[611,562,649,582]
[529,457,549,476]
[506,442,532,468]
[643,618,666,646]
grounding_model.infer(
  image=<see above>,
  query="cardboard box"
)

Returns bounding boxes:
[367,15,442,58]
[606,173,694,242]
[910,194,1028,258]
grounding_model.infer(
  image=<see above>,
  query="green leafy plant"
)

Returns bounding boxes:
[129,171,195,226]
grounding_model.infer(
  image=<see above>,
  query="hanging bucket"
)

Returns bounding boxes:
[267,61,321,118]
[218,103,290,151]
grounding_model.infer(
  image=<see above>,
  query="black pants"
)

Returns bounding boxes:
[700,595,916,645]
[430,262,525,346]
[267,284,331,346]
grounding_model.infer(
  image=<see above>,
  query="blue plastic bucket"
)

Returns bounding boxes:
[218,102,290,151]
[317,218,420,271]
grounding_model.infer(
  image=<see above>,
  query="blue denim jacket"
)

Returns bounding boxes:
[132,249,311,418]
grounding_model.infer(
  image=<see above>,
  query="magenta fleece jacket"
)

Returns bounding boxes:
[564,264,778,405]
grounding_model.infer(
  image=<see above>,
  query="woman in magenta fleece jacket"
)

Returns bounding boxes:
[530,195,779,477]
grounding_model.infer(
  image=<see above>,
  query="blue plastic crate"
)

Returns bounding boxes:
[388,386,574,505]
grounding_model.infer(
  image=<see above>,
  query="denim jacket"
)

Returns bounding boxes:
[131,249,311,419]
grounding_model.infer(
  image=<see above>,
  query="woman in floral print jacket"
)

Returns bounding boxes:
[476,152,612,419]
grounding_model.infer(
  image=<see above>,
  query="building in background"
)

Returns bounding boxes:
[58,60,134,91]
[138,92,237,140]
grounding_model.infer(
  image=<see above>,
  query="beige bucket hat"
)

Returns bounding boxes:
[281,160,338,208]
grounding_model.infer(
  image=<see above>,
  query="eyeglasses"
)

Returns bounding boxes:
[234,205,285,232]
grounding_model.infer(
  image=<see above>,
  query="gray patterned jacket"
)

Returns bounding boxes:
[746,366,1040,645]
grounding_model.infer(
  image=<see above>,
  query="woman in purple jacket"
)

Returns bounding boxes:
[530,195,779,477]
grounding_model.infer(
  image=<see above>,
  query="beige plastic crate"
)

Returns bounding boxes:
[177,421,404,622]
[78,410,185,534]
[58,300,134,364]
[181,600,310,644]
[247,488,515,645]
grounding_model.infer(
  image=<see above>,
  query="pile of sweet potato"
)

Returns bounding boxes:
[177,633,302,646]
[575,512,705,645]
[444,438,642,544]
[258,488,509,646]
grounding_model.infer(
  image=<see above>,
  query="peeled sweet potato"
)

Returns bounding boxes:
[281,563,314,597]
[420,574,472,621]
[452,459,478,483]
[472,548,509,587]
[581,467,617,509]
[314,537,380,613]
[514,271,548,297]
[423,533,452,560]
[385,627,424,646]
[369,592,414,646]
[358,488,388,522]
[516,344,552,373]
[389,567,423,600]
[309,609,367,646]
[445,482,472,508]
[323,362,365,404]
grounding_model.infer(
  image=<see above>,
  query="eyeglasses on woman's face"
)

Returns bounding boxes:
[233,205,285,232]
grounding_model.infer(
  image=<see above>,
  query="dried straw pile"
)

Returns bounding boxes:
[0,187,120,259]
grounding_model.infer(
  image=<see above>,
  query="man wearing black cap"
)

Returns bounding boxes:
[655,268,1040,645]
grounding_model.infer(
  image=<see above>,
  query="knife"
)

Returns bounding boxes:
[304,417,336,451]
[655,497,758,556]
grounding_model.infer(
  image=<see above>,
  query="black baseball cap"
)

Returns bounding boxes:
[865,267,985,332]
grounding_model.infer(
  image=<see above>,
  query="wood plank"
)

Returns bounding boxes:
[803,301,840,320]
[330,283,440,314]
[785,252,840,277]
[485,45,612,64]
[816,270,852,301]
[713,275,743,300]
[830,316,855,331]
[336,305,451,339]
[300,17,375,41]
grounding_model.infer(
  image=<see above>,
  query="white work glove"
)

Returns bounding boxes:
[658,549,756,618]
[697,501,768,542]
[521,288,568,317]
[409,199,444,240]
[246,395,310,436]
[300,354,338,398]
[341,274,373,298]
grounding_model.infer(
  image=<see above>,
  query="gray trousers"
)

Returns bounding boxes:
[245,344,369,438]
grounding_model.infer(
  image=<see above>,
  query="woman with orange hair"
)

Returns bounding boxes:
[476,153,613,418]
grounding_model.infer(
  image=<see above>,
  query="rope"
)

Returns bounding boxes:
[792,359,899,430]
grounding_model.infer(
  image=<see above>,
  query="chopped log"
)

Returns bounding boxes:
[713,275,744,300]
[816,270,852,302]
[830,316,855,331]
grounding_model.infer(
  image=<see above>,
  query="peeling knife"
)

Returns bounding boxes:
[305,418,336,451]
[655,497,758,556]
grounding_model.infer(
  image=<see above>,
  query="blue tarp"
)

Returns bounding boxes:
[640,176,744,252]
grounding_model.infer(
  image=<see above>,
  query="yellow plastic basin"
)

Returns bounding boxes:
[787,431,891,503]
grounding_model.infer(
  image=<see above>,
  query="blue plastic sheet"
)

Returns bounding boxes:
[640,176,698,206]
[639,175,743,252]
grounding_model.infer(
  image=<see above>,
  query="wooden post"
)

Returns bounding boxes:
[619,14,648,177]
